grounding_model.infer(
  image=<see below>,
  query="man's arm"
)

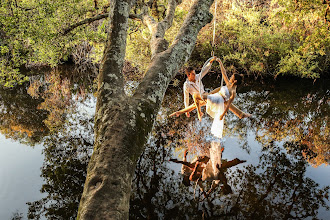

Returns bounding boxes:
[183,82,190,108]
[183,83,191,117]
[200,56,217,79]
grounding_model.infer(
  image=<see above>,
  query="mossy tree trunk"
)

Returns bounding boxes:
[77,0,214,219]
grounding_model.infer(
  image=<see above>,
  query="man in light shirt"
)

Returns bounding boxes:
[183,59,216,120]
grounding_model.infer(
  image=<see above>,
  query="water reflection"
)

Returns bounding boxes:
[130,138,329,219]
[231,78,329,167]
[0,85,49,145]
[0,72,329,219]
[26,112,94,219]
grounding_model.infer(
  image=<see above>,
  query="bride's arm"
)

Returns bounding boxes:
[216,58,231,86]
[220,91,236,120]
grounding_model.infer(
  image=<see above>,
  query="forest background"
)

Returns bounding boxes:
[1,0,329,218]
[1,0,329,89]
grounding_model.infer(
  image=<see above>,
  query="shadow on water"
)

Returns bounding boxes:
[0,69,329,219]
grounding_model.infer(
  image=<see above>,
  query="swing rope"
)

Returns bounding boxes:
[211,0,217,57]
[212,0,224,88]
[198,0,223,100]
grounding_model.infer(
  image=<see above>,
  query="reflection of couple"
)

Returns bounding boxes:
[170,148,246,197]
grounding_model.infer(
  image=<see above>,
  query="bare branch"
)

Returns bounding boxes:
[161,0,182,31]
[62,13,143,35]
[62,14,109,35]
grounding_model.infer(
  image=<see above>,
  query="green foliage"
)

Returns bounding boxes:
[125,19,151,75]
[192,0,330,78]
[125,2,188,76]
[0,0,329,87]
[277,50,319,78]
[0,60,28,87]
[0,0,108,87]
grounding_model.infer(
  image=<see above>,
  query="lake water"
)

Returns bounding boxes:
[0,71,329,219]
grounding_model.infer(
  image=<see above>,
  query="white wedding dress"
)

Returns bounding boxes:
[206,86,230,138]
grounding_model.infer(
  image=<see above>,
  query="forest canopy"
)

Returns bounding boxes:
[0,0,329,87]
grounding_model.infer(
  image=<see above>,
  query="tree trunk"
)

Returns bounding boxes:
[77,0,214,219]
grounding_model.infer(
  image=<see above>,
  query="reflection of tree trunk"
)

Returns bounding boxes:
[250,170,279,218]
[144,154,159,220]
[284,173,303,219]
[77,0,215,219]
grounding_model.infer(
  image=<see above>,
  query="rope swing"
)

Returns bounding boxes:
[198,0,223,99]
[211,0,217,57]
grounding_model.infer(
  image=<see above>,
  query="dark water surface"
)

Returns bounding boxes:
[0,71,329,219]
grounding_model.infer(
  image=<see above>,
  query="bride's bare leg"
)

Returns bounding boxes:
[228,103,251,119]
[209,87,221,94]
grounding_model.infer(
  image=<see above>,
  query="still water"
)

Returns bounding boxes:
[0,70,329,219]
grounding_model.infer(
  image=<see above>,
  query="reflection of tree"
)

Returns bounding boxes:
[0,86,49,145]
[26,112,94,220]
[19,77,329,219]
[28,73,74,131]
[129,78,329,219]
[225,78,329,167]
[224,142,329,219]
[130,121,202,219]
[130,131,329,219]
[14,75,328,219]
[27,68,96,132]
[0,67,96,145]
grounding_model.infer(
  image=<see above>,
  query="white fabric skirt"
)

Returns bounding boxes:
[206,93,225,138]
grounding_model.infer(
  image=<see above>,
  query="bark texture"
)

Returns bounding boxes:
[77,0,214,219]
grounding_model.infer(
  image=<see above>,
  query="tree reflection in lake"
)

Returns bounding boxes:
[27,68,95,132]
[1,73,328,219]
[26,98,94,219]
[0,85,49,145]
[0,68,95,219]
[129,95,329,219]
[225,78,329,167]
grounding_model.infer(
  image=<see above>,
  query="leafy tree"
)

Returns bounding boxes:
[190,0,330,78]
[0,0,108,87]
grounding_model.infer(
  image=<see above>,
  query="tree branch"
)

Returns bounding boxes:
[62,14,109,35]
[62,13,142,36]
[142,0,182,57]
